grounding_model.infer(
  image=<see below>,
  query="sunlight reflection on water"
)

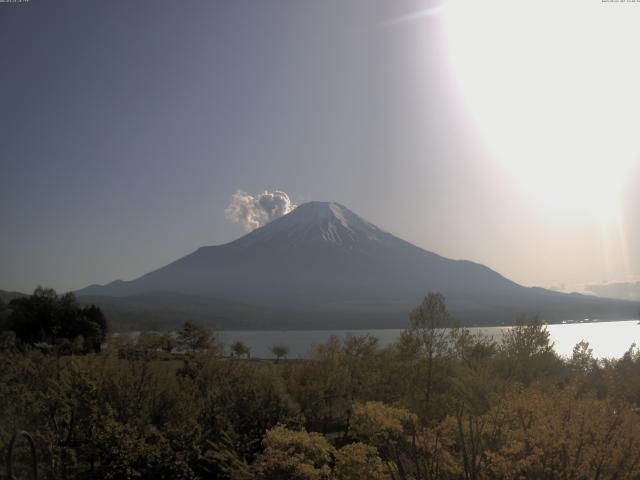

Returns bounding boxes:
[218,320,639,360]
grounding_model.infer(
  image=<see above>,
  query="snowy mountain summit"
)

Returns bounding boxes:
[237,201,386,250]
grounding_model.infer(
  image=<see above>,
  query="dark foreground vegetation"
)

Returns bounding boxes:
[3,290,640,479]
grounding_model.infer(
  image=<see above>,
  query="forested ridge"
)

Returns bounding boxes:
[2,291,640,479]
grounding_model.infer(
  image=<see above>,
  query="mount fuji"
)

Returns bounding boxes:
[76,202,639,330]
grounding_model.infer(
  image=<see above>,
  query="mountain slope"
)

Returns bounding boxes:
[76,202,639,329]
[0,289,29,304]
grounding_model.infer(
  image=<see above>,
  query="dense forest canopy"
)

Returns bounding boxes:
[1,287,108,354]
[2,292,640,479]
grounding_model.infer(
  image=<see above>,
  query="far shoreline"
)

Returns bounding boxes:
[114,317,638,334]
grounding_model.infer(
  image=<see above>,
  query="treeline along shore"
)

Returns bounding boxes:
[3,289,640,479]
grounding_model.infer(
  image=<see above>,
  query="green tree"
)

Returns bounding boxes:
[405,292,456,412]
[90,416,197,480]
[284,336,352,434]
[6,287,107,353]
[231,340,251,359]
[159,332,177,353]
[571,340,596,373]
[78,304,108,352]
[176,321,215,352]
[500,314,553,358]
[408,292,454,351]
[498,314,561,384]
[270,344,289,362]
[0,297,11,334]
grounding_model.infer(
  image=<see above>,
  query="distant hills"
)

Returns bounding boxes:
[0,289,28,304]
[72,202,639,331]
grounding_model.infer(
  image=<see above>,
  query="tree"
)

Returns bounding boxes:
[571,340,596,373]
[6,286,107,353]
[137,331,164,352]
[409,292,454,347]
[270,344,289,362]
[231,340,251,359]
[350,401,417,449]
[159,332,177,353]
[485,387,640,479]
[350,401,418,478]
[0,297,10,330]
[89,416,197,480]
[8,286,58,345]
[407,292,455,409]
[176,321,214,352]
[499,314,560,384]
[284,336,352,434]
[334,443,388,480]
[253,425,334,480]
[500,314,553,358]
[76,304,108,352]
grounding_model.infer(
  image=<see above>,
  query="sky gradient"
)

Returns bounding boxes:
[1,0,639,297]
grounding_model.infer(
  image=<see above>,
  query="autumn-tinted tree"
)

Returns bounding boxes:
[5,291,640,479]
[253,425,335,480]
[334,442,388,480]
[350,401,417,476]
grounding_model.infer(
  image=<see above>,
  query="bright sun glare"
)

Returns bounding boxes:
[440,0,640,220]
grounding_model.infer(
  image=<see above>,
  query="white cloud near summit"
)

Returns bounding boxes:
[225,190,297,231]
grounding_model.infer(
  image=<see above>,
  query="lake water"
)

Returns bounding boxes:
[218,320,640,360]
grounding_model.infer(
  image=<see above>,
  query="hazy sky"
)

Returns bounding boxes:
[1,0,639,295]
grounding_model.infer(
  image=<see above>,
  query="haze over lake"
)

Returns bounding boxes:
[218,320,640,360]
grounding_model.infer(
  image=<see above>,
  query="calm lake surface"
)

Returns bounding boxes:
[218,320,640,359]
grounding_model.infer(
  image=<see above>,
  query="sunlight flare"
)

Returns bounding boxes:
[441,0,640,219]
